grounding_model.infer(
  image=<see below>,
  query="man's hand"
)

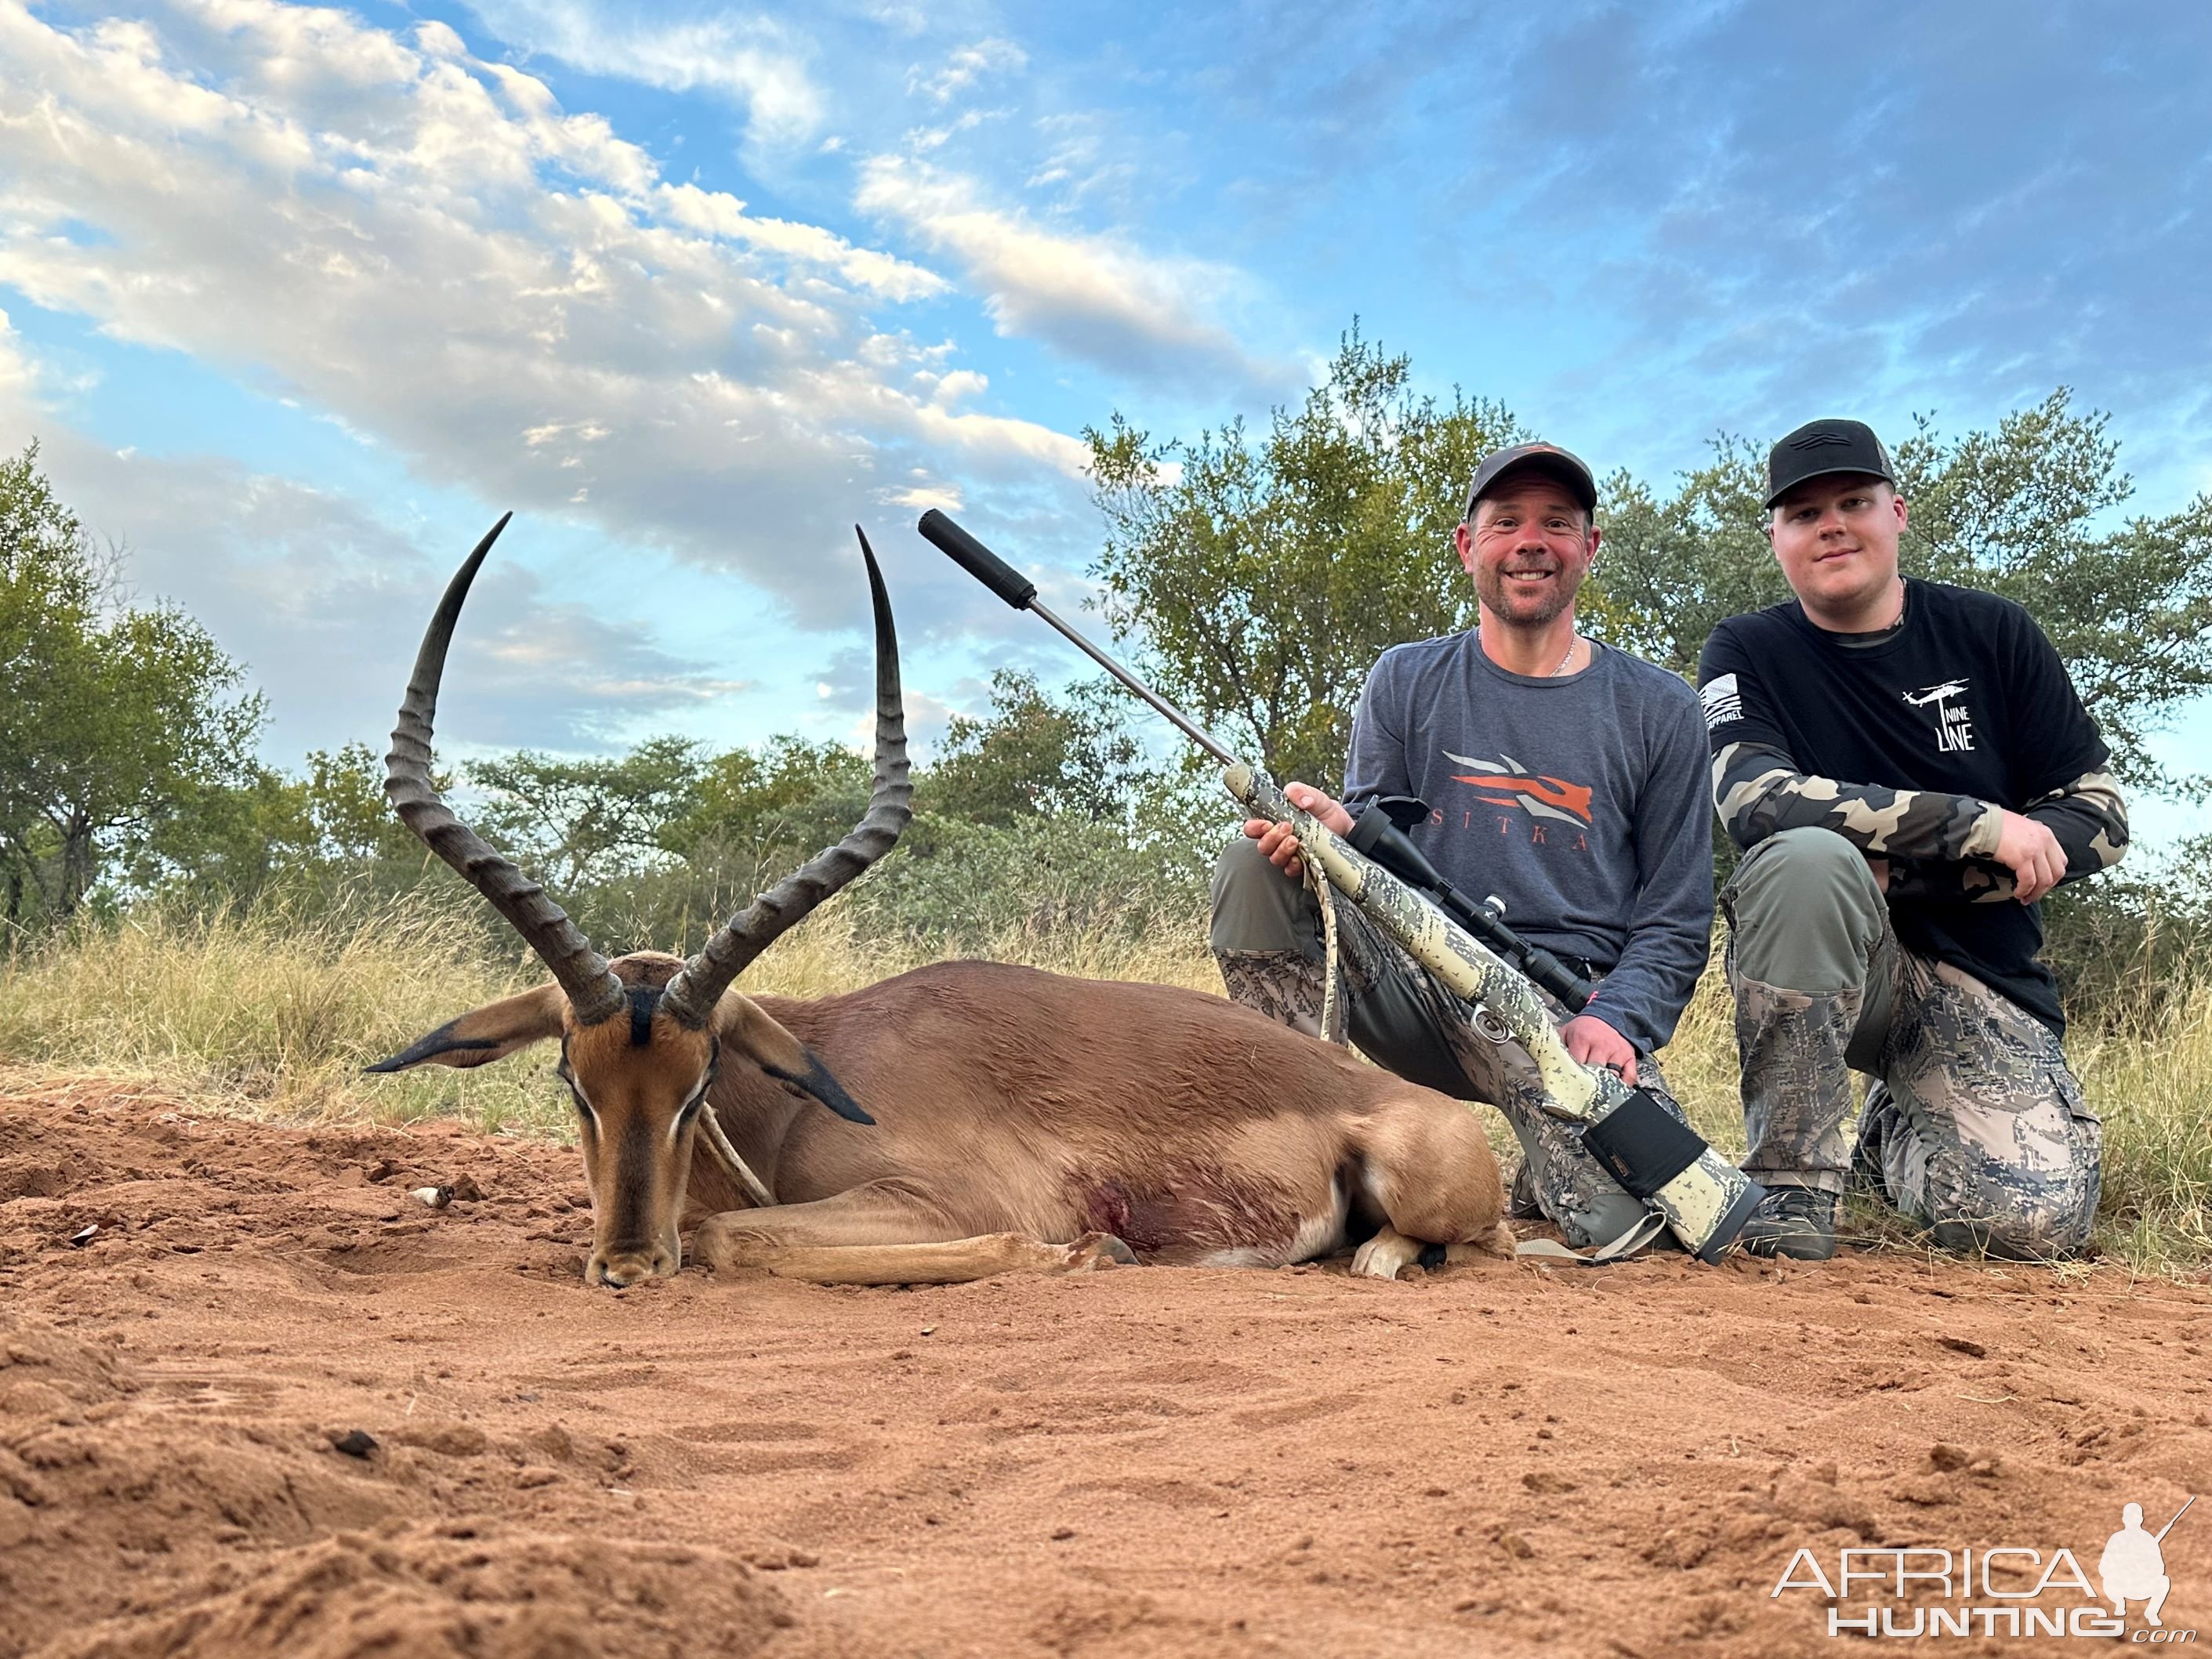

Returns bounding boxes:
[1561,1014,1637,1086]
[1243,782,1354,882]
[1992,809,2067,904]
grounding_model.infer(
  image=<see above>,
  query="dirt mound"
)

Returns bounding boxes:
[44,1521,791,1659]
[3,1074,2209,1657]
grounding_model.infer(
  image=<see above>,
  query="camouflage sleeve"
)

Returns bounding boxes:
[1710,740,2004,861]
[1883,769,2129,904]
[2033,767,2130,878]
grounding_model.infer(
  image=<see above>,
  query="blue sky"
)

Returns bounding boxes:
[1,0,2207,842]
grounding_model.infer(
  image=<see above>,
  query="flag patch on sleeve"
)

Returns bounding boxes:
[1699,673,1743,730]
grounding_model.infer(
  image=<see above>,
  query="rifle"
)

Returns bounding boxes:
[2156,1496,2195,1543]
[918,509,1764,1262]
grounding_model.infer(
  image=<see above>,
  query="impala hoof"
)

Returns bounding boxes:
[1064,1232,1137,1271]
[1349,1227,1423,1281]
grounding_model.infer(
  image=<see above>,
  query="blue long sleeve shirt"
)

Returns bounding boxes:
[1342,633,1713,1053]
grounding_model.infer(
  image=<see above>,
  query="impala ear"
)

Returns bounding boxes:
[366,984,568,1072]
[716,994,875,1125]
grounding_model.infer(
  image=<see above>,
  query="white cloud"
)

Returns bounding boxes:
[0,0,1090,633]
[883,482,962,513]
[910,36,1026,103]
[655,182,947,302]
[854,155,1291,396]
[0,342,745,753]
[461,1,825,149]
[905,106,1001,154]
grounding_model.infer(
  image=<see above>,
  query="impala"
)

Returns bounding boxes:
[368,520,1507,1288]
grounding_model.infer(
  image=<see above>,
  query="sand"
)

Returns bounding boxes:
[3,1071,2207,1657]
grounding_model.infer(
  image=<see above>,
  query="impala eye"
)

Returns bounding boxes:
[556,1064,597,1125]
[672,1075,711,1135]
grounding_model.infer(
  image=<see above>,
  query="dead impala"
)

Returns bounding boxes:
[368,519,1507,1288]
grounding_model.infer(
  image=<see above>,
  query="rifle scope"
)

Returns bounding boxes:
[1346,796,1596,1013]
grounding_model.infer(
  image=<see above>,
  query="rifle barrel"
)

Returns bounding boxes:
[1026,598,1240,767]
[2156,1494,2195,1542]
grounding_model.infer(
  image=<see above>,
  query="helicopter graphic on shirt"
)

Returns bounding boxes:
[1903,679,1976,752]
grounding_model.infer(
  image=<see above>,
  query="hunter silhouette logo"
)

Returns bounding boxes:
[1443,752,1594,825]
[1769,1490,2196,1639]
[1904,679,1977,754]
[2102,1497,2191,1627]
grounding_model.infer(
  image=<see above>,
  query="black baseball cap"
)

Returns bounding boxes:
[1765,418,1898,509]
[1463,442,1597,519]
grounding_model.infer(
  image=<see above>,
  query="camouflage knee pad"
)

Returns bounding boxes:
[1214,949,1327,1042]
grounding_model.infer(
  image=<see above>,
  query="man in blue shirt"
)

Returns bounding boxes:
[1212,444,1715,1253]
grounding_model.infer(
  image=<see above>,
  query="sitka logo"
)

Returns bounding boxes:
[1772,1495,2196,1640]
[1791,431,1858,450]
[1904,678,1977,753]
[1442,752,1594,824]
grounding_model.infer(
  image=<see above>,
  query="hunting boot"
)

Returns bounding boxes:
[1733,976,1862,1260]
[1737,1185,1840,1262]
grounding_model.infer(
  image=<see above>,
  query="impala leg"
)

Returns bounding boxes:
[1349,1097,1514,1280]
[693,1184,1134,1286]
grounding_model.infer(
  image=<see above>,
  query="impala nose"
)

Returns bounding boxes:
[587,1244,676,1287]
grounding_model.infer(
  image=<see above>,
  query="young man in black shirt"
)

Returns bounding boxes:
[1697,418,2128,1260]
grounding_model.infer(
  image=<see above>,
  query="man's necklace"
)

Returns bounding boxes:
[1477,629,1583,676]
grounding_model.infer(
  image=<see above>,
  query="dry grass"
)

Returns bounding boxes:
[0,896,548,1134]
[0,895,1222,1143]
[2,899,2204,1273]
[2064,983,2212,1272]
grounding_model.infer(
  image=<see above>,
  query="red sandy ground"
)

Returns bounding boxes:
[2,1072,2209,1658]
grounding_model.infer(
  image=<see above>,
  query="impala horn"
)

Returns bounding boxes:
[384,513,627,1027]
[660,527,912,1028]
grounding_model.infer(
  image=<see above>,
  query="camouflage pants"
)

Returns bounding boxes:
[1211,837,1683,1251]
[1723,828,2101,1259]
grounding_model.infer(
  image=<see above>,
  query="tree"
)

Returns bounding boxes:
[921,672,1150,828]
[660,735,876,888]
[129,741,455,910]
[127,766,317,906]
[1086,326,1526,789]
[1581,436,1786,679]
[1593,392,2212,791]
[304,741,430,867]
[0,443,264,922]
[466,736,705,892]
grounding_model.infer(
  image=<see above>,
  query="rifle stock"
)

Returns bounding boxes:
[1222,761,1601,1117]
